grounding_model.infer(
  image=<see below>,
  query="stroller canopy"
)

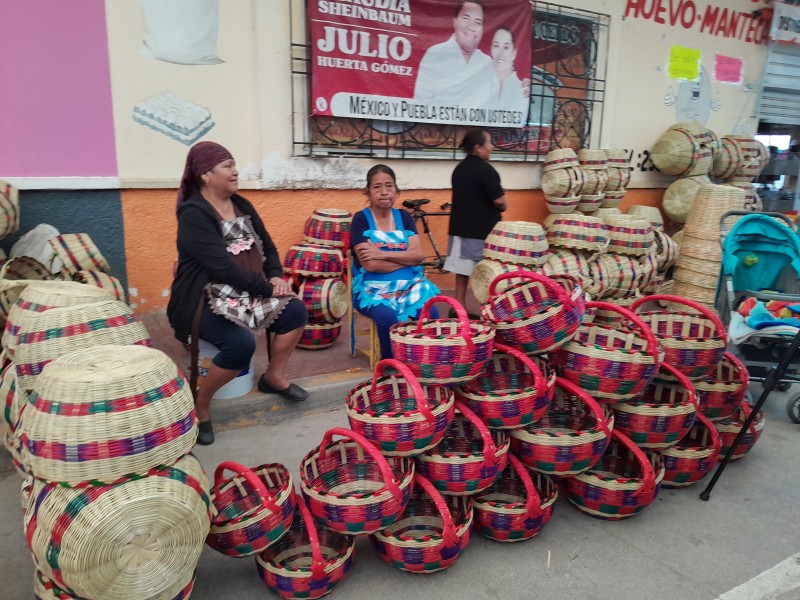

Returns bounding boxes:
[723,214,800,291]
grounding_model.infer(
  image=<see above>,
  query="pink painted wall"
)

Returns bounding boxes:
[0,0,117,176]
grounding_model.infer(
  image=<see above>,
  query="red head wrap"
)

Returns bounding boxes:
[176,141,234,207]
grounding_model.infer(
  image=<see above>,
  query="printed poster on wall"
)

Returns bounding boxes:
[308,0,533,128]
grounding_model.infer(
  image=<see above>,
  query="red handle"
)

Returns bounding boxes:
[695,412,721,454]
[554,377,613,441]
[213,461,281,516]
[295,494,327,579]
[414,295,475,352]
[610,430,656,498]
[508,454,541,519]
[371,359,434,423]
[630,294,727,339]
[658,363,699,411]
[319,428,402,501]
[493,343,546,402]
[724,351,750,404]
[413,473,457,549]
[586,301,661,365]
[453,401,499,468]
[487,271,571,308]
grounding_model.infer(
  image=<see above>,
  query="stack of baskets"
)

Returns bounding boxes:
[0,178,20,242]
[540,149,584,214]
[714,135,770,212]
[603,149,632,208]
[285,208,351,350]
[576,149,609,213]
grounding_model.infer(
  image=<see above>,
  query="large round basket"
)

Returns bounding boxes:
[416,401,510,496]
[650,127,713,176]
[602,215,655,257]
[370,473,473,574]
[661,412,720,488]
[0,179,20,240]
[563,429,664,520]
[283,243,344,278]
[589,253,643,299]
[473,455,558,543]
[543,213,608,254]
[390,296,495,385]
[630,294,726,381]
[19,345,197,484]
[299,427,414,535]
[346,359,455,456]
[545,195,581,214]
[207,461,296,557]
[470,260,529,304]
[72,270,126,302]
[297,321,341,350]
[550,301,662,402]
[542,167,585,198]
[482,221,549,266]
[24,453,211,600]
[662,175,710,223]
[724,135,769,178]
[33,568,197,600]
[48,234,110,274]
[510,377,613,476]
[0,257,57,325]
[543,148,579,171]
[480,271,584,356]
[456,344,550,430]
[303,208,352,248]
[694,352,749,420]
[298,277,348,323]
[683,184,745,239]
[712,136,745,180]
[713,403,765,461]
[611,362,698,450]
[256,496,355,600]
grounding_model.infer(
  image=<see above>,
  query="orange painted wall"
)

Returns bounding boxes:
[121,187,665,313]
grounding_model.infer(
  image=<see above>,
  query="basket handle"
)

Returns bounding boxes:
[413,295,475,352]
[739,403,760,438]
[554,377,613,441]
[610,430,656,498]
[371,359,434,423]
[585,301,660,364]
[295,494,327,579]
[487,271,571,307]
[508,454,542,520]
[658,363,699,411]
[413,473,458,549]
[695,412,721,454]
[212,461,281,516]
[493,343,546,401]
[319,428,402,501]
[629,294,727,339]
[453,401,499,467]
[724,352,750,405]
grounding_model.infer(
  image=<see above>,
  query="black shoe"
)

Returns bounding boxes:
[258,377,309,401]
[197,421,214,446]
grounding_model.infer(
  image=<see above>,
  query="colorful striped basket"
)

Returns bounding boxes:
[509,376,613,476]
[0,257,57,325]
[576,193,604,214]
[545,195,581,214]
[370,473,473,573]
[543,148,580,171]
[283,243,344,279]
[456,344,550,430]
[48,233,111,274]
[578,166,607,195]
[602,215,655,257]
[694,352,749,420]
[563,429,664,520]
[207,461,296,557]
[469,260,528,305]
[713,403,765,460]
[24,454,211,600]
[627,205,665,229]
[297,277,348,323]
[724,135,770,179]
[299,427,414,535]
[0,179,20,240]
[661,412,721,488]
[32,568,198,600]
[19,345,197,484]
[604,149,632,191]
[482,221,549,267]
[473,455,557,542]
[256,496,355,599]
[542,167,585,198]
[390,296,495,385]
[650,126,713,176]
[542,249,593,290]
[653,229,679,272]
[480,271,584,356]
[550,301,662,403]
[416,401,510,496]
[72,270,126,302]
[346,359,455,456]
[611,362,698,450]
[1,360,20,437]
[297,321,341,350]
[630,294,726,381]
[303,208,352,248]
[543,213,609,254]
[589,253,643,299]
[712,135,744,180]
[600,189,625,209]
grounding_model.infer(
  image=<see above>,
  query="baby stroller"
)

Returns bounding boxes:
[717,210,800,423]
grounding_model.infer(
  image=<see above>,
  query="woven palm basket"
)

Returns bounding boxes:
[578,149,608,171]
[283,243,344,279]
[542,248,593,294]
[578,168,607,196]
[72,270,126,302]
[671,279,717,307]
[545,195,581,214]
[662,176,710,223]
[0,360,20,438]
[297,321,341,350]
[601,215,655,257]
[470,260,531,305]
[0,257,57,325]
[723,179,758,210]
[677,232,722,263]
[543,148,579,172]
[542,167,584,198]
[297,277,348,323]
[595,207,622,219]
[544,213,608,254]
[0,179,21,240]
[675,121,721,159]
[19,344,196,484]
[604,149,632,191]
[637,251,660,294]
[303,208,352,248]
[25,453,210,600]
[723,135,770,179]
[651,127,713,176]
[713,403,765,460]
[682,185,745,239]
[48,234,111,274]
[626,205,664,229]
[577,194,604,213]
[589,253,643,299]
[600,190,625,208]
[483,221,549,266]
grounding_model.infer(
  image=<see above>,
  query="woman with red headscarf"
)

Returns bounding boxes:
[168,141,308,445]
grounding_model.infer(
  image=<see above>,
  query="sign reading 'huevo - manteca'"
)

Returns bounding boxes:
[309,0,532,127]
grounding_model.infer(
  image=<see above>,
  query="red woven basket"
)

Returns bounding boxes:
[612,362,698,450]
[297,321,341,350]
[630,294,727,381]
[416,401,510,496]
[256,495,355,599]
[695,352,749,420]
[346,359,455,456]
[370,473,473,573]
[713,403,765,461]
[480,272,584,356]
[390,296,495,385]
[509,377,613,477]
[207,461,296,557]
[303,208,352,248]
[473,454,557,542]
[563,429,665,520]
[456,344,550,430]
[299,428,414,535]
[661,412,721,488]
[550,301,662,403]
[283,243,344,279]
[297,277,348,324]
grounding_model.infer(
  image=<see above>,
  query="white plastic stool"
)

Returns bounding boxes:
[197,339,254,400]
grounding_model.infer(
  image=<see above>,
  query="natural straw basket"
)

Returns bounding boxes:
[653,229,678,271]
[677,121,721,158]
[346,359,455,457]
[370,473,473,573]
[724,135,769,178]
[578,168,607,196]
[0,179,20,240]
[627,205,664,229]
[604,149,632,191]
[542,167,585,198]
[297,277,348,323]
[682,184,745,239]
[577,193,605,213]
[543,148,579,171]
[543,213,608,254]
[71,270,126,302]
[297,321,341,350]
[390,296,495,385]
[482,221,549,266]
[713,135,745,180]
[578,149,609,171]
[470,260,529,305]
[33,566,197,600]
[510,376,613,476]
[283,243,344,279]
[416,401,510,496]
[589,254,642,300]
[256,496,355,599]
[207,461,296,557]
[303,208,352,248]
[0,257,57,325]
[671,279,717,307]
[545,195,581,214]
[650,126,713,176]
[542,248,592,285]
[0,360,20,437]
[662,176,710,223]
[48,234,111,274]
[600,190,625,209]
[19,345,196,484]
[602,215,655,257]
[661,412,720,488]
[694,352,749,420]
[713,403,765,460]
[299,427,414,535]
[473,456,557,542]
[24,453,211,600]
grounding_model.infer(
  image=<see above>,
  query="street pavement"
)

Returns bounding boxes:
[1,383,799,600]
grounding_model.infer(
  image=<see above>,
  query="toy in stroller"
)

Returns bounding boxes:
[717,210,800,423]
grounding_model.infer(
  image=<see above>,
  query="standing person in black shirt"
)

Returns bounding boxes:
[444,128,507,313]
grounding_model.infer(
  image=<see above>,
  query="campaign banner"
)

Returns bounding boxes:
[309,0,533,128]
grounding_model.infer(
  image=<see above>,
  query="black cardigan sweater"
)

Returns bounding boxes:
[167,191,283,344]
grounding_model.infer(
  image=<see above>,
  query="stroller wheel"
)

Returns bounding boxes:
[776,381,793,392]
[787,393,800,424]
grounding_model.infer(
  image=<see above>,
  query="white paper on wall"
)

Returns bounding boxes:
[139,0,224,65]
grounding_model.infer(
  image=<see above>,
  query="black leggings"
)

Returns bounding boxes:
[199,298,308,371]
